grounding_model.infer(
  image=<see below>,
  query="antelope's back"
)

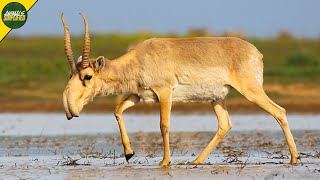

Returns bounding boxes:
[134,37,263,102]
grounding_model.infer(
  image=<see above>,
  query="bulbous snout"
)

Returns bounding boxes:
[63,88,82,120]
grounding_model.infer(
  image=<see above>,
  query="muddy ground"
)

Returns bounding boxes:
[0,130,319,179]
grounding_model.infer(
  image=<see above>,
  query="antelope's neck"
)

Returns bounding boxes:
[99,51,141,95]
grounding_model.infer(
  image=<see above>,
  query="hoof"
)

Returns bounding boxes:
[290,156,300,165]
[190,159,202,164]
[159,160,171,167]
[125,151,135,162]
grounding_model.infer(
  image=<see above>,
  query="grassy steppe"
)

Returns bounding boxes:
[0,33,320,112]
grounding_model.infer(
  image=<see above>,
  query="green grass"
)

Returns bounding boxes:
[0,34,320,98]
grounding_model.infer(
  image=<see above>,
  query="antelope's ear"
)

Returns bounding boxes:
[93,56,105,72]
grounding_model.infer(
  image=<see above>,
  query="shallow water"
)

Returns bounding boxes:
[0,113,319,136]
[0,113,319,179]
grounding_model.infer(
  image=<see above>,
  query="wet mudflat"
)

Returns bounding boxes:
[0,113,319,179]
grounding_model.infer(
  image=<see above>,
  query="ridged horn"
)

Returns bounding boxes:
[80,13,90,68]
[61,13,76,71]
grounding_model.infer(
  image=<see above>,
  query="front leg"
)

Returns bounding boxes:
[114,94,140,162]
[153,87,172,167]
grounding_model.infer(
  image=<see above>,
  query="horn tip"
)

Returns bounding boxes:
[79,13,86,19]
[61,13,65,21]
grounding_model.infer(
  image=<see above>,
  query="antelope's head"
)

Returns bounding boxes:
[62,13,105,120]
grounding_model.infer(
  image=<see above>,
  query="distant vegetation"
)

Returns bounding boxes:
[0,32,320,101]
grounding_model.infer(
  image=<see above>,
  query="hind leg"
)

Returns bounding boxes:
[235,84,299,164]
[192,100,232,164]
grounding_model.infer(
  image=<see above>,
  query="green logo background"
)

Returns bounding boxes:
[2,2,27,29]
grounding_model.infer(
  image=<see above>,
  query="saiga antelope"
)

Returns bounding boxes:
[62,14,299,166]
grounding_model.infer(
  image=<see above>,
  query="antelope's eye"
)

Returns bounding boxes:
[84,75,92,80]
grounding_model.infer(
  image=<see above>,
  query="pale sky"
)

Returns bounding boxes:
[9,0,320,37]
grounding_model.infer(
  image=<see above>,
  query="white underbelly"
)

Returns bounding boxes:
[138,84,230,103]
[172,84,230,102]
